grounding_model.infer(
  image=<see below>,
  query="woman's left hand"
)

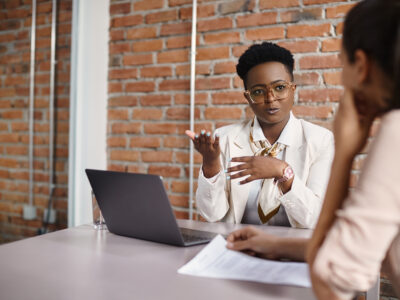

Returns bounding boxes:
[227,156,286,184]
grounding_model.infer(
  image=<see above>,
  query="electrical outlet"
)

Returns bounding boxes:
[44,208,56,224]
[23,205,36,220]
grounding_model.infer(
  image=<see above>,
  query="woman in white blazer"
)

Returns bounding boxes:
[186,42,334,229]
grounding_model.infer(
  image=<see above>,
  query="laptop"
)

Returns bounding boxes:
[85,169,217,246]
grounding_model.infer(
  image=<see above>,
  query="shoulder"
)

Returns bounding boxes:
[214,120,250,138]
[297,118,334,148]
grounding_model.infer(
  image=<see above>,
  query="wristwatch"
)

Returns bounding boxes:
[276,165,294,183]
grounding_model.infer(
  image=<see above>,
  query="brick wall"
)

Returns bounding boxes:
[108,0,356,219]
[0,0,72,243]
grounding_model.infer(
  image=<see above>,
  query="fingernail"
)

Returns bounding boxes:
[228,158,232,162]
[215,133,219,138]
[201,129,205,135]
[224,169,228,173]
[226,175,230,180]
[195,134,199,138]
[206,132,211,137]
[226,242,233,248]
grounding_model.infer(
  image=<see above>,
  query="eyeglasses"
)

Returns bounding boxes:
[245,81,295,104]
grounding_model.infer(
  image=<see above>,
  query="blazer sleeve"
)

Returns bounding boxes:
[196,169,229,222]
[279,131,334,228]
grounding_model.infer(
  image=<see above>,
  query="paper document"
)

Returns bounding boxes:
[178,235,311,287]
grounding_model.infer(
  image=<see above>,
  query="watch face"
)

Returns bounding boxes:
[278,166,294,183]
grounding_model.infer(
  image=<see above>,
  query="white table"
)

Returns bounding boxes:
[0,220,317,300]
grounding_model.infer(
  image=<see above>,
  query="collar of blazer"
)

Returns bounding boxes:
[232,112,304,151]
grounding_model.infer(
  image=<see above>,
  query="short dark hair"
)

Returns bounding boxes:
[236,42,294,87]
[343,0,400,109]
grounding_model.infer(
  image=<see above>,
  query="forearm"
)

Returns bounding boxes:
[274,237,309,262]
[307,152,354,263]
[202,157,221,178]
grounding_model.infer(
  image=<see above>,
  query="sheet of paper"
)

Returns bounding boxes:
[178,235,311,288]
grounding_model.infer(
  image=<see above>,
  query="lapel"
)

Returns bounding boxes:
[283,116,306,179]
[229,120,254,223]
[228,116,307,223]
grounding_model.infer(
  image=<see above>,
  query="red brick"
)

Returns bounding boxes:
[109,96,138,107]
[110,150,140,162]
[110,30,124,41]
[304,0,346,5]
[130,137,161,148]
[234,76,244,88]
[158,49,189,63]
[174,93,208,105]
[175,152,202,164]
[336,22,344,35]
[107,137,127,148]
[212,91,246,105]
[140,94,172,106]
[126,27,157,40]
[298,88,342,102]
[142,151,173,162]
[1,111,23,119]
[132,40,163,52]
[144,123,178,134]
[214,61,236,74]
[277,40,318,53]
[287,23,331,38]
[167,107,200,120]
[237,12,277,27]
[260,0,299,9]
[219,0,255,14]
[196,47,229,61]
[326,3,355,19]
[174,210,189,219]
[0,87,16,97]
[299,54,341,69]
[245,27,285,41]
[175,63,210,76]
[126,82,155,93]
[109,68,138,80]
[108,82,123,93]
[204,107,242,119]
[0,100,12,109]
[146,10,178,24]
[141,66,172,78]
[203,32,240,45]
[292,105,334,119]
[110,3,131,15]
[108,109,129,120]
[112,123,141,134]
[148,165,181,178]
[294,72,320,86]
[0,134,19,143]
[280,8,323,23]
[0,158,18,168]
[134,0,163,11]
[123,53,153,66]
[164,137,189,148]
[322,38,341,52]
[198,18,233,32]
[132,108,163,120]
[180,4,215,20]
[171,180,189,193]
[166,36,191,49]
[168,0,191,6]
[323,71,342,85]
[232,45,248,58]
[196,77,230,90]
[109,42,131,54]
[159,79,190,91]
[160,23,191,36]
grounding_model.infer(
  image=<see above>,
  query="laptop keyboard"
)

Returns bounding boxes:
[179,227,218,243]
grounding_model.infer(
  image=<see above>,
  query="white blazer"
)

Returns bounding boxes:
[196,114,334,229]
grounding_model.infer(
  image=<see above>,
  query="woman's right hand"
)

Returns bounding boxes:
[333,89,375,158]
[185,130,221,178]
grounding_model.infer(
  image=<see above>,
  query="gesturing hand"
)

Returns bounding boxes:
[226,226,279,260]
[185,129,221,178]
[227,156,286,184]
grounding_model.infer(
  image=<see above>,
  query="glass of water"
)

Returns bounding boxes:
[92,190,107,230]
